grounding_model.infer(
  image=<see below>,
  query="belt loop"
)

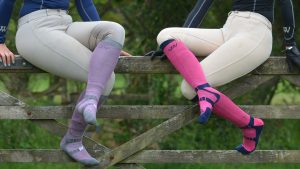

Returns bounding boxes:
[46,9,49,16]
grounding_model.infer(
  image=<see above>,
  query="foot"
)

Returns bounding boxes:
[196,83,220,124]
[60,133,99,166]
[235,117,264,155]
[76,95,98,125]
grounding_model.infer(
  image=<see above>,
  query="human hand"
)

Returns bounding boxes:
[0,43,15,67]
[120,50,132,56]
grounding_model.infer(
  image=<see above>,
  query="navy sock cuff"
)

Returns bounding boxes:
[159,39,175,50]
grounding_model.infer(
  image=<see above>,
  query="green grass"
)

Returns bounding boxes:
[0,163,78,169]
[144,164,300,169]
[1,78,300,168]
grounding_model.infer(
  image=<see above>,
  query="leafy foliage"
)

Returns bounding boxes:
[1,0,300,169]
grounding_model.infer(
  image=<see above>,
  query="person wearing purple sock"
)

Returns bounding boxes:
[61,91,109,166]
[151,0,276,155]
[75,39,123,125]
[0,0,128,166]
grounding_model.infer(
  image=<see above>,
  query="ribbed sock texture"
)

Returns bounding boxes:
[61,91,98,166]
[213,92,251,127]
[162,40,219,122]
[78,40,121,124]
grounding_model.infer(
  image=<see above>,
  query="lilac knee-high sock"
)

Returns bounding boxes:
[76,39,121,125]
[61,91,98,166]
[61,91,108,166]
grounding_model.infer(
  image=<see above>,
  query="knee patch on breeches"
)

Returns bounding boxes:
[157,28,177,46]
[89,22,125,49]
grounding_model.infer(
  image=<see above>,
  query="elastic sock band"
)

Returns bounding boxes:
[160,39,175,50]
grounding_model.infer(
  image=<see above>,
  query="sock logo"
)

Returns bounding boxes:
[78,146,84,152]
[283,27,291,33]
[168,42,177,51]
[0,26,7,32]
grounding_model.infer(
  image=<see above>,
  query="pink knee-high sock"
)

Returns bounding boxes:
[162,40,220,123]
[162,40,206,87]
[161,39,264,154]
[214,92,264,154]
[214,93,251,127]
[76,39,121,125]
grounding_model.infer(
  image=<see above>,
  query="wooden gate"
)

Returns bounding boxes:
[0,56,299,169]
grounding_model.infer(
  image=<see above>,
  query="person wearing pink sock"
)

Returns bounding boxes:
[154,0,276,155]
[161,39,220,124]
[160,39,264,154]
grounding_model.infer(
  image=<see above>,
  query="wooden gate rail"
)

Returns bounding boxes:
[0,56,296,75]
[0,91,145,169]
[0,105,300,120]
[1,150,299,163]
[0,56,299,169]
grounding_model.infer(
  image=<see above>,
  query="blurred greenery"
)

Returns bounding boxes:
[0,0,300,169]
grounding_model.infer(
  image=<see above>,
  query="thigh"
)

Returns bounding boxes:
[157,27,225,56]
[202,32,272,86]
[66,21,125,50]
[16,14,117,95]
[16,24,116,95]
[17,24,91,82]
[180,29,272,100]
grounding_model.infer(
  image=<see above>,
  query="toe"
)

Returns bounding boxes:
[80,158,100,166]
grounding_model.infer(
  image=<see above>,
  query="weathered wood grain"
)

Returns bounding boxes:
[281,75,300,86]
[1,150,299,163]
[0,91,144,169]
[123,150,300,163]
[0,91,25,106]
[0,56,43,73]
[223,75,278,99]
[95,105,198,168]
[0,105,299,120]
[0,56,297,75]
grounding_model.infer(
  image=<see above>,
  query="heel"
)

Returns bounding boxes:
[235,117,264,155]
[195,83,220,124]
[75,95,98,125]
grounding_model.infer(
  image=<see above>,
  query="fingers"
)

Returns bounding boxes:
[1,52,7,67]
[0,44,15,67]
[120,50,132,56]
[0,52,3,63]
[8,51,15,64]
[0,52,15,67]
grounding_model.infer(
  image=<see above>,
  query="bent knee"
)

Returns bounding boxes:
[180,80,197,100]
[107,22,125,46]
[157,28,177,46]
[93,22,125,47]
